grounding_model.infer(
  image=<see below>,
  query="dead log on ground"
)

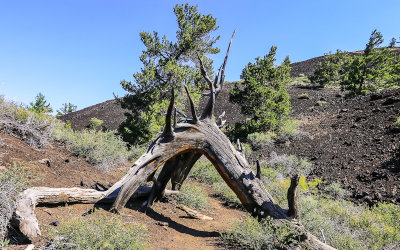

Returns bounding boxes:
[13,31,335,249]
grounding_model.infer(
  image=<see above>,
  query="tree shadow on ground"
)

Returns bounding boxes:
[87,199,220,239]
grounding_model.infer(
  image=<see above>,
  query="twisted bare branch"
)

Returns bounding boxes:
[163,88,175,136]
[184,85,198,122]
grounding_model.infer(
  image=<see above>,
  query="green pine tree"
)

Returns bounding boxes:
[56,103,77,117]
[29,92,53,114]
[117,4,220,146]
[229,46,291,139]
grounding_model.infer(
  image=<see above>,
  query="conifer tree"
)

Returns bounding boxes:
[229,46,291,139]
[117,4,219,145]
[29,92,53,114]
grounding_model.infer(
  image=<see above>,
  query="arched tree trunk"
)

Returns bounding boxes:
[13,32,335,249]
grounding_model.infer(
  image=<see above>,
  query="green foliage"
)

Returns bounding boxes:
[392,117,400,131]
[229,46,291,140]
[189,159,222,185]
[290,74,311,86]
[309,30,400,95]
[300,196,400,249]
[212,182,241,207]
[188,158,241,206]
[0,163,30,241]
[118,3,219,145]
[48,209,147,249]
[247,131,276,149]
[53,127,131,172]
[89,117,104,128]
[175,183,209,210]
[28,92,53,114]
[65,120,71,129]
[309,50,349,87]
[0,238,10,248]
[298,93,309,99]
[324,182,350,199]
[0,96,58,148]
[223,216,302,249]
[56,102,77,117]
[315,100,328,106]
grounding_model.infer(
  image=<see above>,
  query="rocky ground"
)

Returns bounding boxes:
[60,81,400,205]
[267,87,400,205]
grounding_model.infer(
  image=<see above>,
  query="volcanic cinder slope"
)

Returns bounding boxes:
[59,53,400,205]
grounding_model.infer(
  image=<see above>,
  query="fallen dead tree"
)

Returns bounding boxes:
[13,33,335,249]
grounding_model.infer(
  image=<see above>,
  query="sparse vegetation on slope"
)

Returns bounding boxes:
[48,209,148,250]
[176,183,209,210]
[189,159,241,206]
[223,153,400,249]
[309,30,400,95]
[1,96,135,172]
[53,128,132,172]
[0,96,58,148]
[0,163,29,241]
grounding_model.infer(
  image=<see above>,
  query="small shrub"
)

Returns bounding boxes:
[298,93,309,99]
[324,182,350,199]
[53,127,129,172]
[392,117,400,131]
[189,159,222,185]
[290,75,311,86]
[246,119,301,147]
[266,152,312,177]
[175,183,209,210]
[0,238,10,248]
[65,120,71,129]
[223,216,301,249]
[247,132,275,150]
[0,163,29,241]
[212,182,241,207]
[276,119,300,142]
[315,100,328,106]
[0,97,59,148]
[89,117,104,128]
[48,209,147,249]
[299,196,400,249]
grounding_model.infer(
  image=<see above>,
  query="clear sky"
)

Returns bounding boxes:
[0,0,399,112]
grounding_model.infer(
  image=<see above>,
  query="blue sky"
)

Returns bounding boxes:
[0,0,399,112]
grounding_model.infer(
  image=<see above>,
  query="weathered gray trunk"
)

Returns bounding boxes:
[13,31,335,249]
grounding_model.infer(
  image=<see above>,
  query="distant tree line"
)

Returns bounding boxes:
[28,92,77,116]
[309,30,400,95]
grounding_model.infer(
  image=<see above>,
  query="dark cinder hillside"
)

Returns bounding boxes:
[59,51,400,205]
[60,99,127,131]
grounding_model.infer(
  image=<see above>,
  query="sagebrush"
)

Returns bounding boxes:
[48,209,147,249]
[0,163,29,241]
